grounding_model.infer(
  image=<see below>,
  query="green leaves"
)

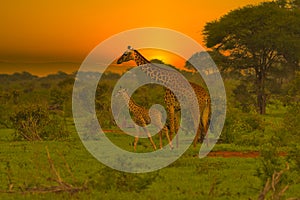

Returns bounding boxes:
[10,105,69,141]
[203,1,300,114]
[204,2,300,66]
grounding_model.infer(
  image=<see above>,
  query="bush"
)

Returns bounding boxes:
[88,167,159,193]
[282,103,300,145]
[233,82,256,112]
[235,130,264,146]
[220,108,264,143]
[0,104,12,128]
[288,144,300,172]
[254,137,297,200]
[10,105,69,141]
[256,139,284,181]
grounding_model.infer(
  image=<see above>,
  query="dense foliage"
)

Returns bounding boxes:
[203,1,300,114]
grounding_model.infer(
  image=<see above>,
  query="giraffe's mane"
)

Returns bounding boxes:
[133,49,178,73]
[133,50,150,63]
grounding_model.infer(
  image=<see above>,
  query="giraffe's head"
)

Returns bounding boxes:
[115,87,128,99]
[117,46,135,64]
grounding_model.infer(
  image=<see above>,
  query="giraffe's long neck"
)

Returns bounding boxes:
[133,50,150,66]
[132,50,176,84]
[121,91,141,112]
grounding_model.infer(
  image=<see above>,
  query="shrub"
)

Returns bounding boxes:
[220,108,264,144]
[10,105,69,141]
[88,167,159,193]
[0,104,12,128]
[235,130,264,146]
[287,144,300,175]
[282,103,300,145]
[255,138,294,199]
[256,139,284,181]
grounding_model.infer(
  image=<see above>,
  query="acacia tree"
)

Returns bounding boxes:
[203,1,300,114]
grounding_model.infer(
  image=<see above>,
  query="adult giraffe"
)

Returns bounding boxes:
[117,46,211,147]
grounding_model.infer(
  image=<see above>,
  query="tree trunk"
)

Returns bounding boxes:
[256,66,267,115]
[257,92,266,114]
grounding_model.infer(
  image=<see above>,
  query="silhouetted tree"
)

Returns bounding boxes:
[203,1,300,114]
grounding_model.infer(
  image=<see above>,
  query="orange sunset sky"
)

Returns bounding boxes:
[0,0,270,76]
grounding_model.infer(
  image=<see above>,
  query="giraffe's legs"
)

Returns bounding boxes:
[159,130,163,149]
[174,113,179,148]
[201,102,211,147]
[156,124,173,149]
[202,129,209,147]
[163,126,174,149]
[193,103,210,147]
[152,114,174,149]
[133,125,141,151]
[152,117,164,149]
[190,105,200,148]
[204,132,209,147]
[134,136,139,151]
[193,122,210,147]
[167,105,175,141]
[193,125,202,147]
[142,127,157,150]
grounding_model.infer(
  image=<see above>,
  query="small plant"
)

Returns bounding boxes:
[1,147,87,194]
[49,88,67,111]
[257,140,284,181]
[221,108,264,144]
[0,104,12,128]
[282,103,300,145]
[287,144,300,186]
[88,167,159,193]
[254,137,298,200]
[10,105,69,141]
[257,163,291,200]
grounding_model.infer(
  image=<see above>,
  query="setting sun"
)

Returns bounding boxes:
[0,0,270,76]
[140,49,186,68]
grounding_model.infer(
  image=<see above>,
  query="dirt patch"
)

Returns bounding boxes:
[103,130,124,133]
[103,130,288,158]
[207,151,287,158]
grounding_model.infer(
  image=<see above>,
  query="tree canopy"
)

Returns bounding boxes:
[203,1,300,114]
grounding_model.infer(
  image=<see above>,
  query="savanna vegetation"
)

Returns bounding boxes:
[1,0,300,199]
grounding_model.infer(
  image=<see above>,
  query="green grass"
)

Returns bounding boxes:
[0,126,299,200]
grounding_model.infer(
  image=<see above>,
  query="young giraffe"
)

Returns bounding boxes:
[116,88,174,151]
[117,46,211,147]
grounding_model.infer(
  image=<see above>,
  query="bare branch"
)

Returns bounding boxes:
[258,163,291,200]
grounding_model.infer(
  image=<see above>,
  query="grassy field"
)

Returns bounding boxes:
[1,121,299,200]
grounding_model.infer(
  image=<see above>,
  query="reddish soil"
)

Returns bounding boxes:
[207,151,287,158]
[103,130,124,133]
[103,130,288,158]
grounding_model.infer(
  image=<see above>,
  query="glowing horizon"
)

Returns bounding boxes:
[0,0,270,76]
